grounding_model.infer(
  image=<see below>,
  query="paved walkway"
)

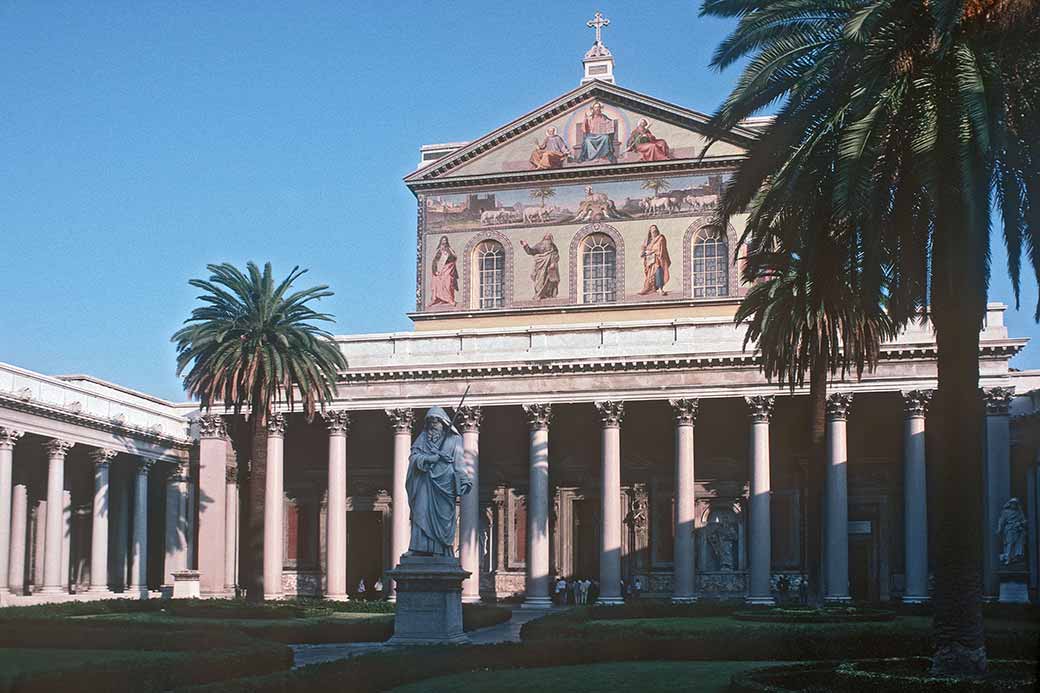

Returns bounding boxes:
[290,606,559,668]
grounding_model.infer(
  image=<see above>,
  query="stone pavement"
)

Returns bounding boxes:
[290,606,560,668]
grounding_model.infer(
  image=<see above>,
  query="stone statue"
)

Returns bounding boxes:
[406,406,472,557]
[997,497,1027,566]
[705,513,739,571]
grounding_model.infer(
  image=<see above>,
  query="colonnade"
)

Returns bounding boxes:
[0,427,190,599]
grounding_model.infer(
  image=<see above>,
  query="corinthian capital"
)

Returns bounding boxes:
[595,400,625,428]
[267,413,287,437]
[669,398,698,426]
[325,410,351,436]
[0,427,23,450]
[457,405,483,432]
[522,403,553,431]
[44,438,74,458]
[88,448,118,468]
[385,408,415,433]
[902,390,933,418]
[982,386,1014,415]
[825,393,853,420]
[745,396,775,423]
[197,414,227,439]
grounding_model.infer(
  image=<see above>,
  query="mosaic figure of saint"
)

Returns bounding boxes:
[626,118,670,161]
[576,102,616,163]
[529,126,570,170]
[520,233,560,299]
[638,225,671,295]
[429,236,458,306]
[406,407,472,556]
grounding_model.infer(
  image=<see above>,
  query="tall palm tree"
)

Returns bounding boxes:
[641,178,671,196]
[700,0,1038,674]
[530,186,557,209]
[173,262,347,601]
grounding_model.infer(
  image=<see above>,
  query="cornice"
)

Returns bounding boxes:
[0,391,193,449]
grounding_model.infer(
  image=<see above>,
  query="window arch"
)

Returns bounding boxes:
[689,225,729,298]
[475,239,505,309]
[581,232,617,304]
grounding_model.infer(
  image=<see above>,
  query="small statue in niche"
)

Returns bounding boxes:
[704,511,739,571]
[997,497,1027,566]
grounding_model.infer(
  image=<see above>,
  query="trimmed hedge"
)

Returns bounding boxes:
[733,605,896,623]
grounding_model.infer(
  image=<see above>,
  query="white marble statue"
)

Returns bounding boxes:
[406,406,473,557]
[997,497,1027,566]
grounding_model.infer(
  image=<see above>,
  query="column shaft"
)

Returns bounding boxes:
[386,409,413,601]
[40,439,71,593]
[0,428,22,593]
[130,459,151,595]
[89,451,114,593]
[824,394,852,602]
[197,415,228,595]
[902,391,931,603]
[263,414,285,600]
[670,400,697,603]
[596,401,624,605]
[983,387,1013,599]
[60,489,72,591]
[164,461,190,586]
[224,466,238,591]
[326,411,350,601]
[459,407,482,603]
[522,404,552,608]
[747,396,775,605]
[8,483,27,593]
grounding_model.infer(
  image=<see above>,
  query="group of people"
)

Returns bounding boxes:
[353,577,385,600]
[553,576,599,605]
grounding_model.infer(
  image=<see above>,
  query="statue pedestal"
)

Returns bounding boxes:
[997,567,1030,604]
[387,554,471,646]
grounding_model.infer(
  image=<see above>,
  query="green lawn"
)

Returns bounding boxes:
[389,661,778,693]
[0,648,179,685]
[585,614,933,638]
[71,610,392,628]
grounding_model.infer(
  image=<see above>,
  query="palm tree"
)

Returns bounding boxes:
[530,186,556,209]
[640,178,671,197]
[173,262,347,601]
[700,0,1038,674]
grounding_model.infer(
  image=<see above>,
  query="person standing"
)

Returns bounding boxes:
[429,236,458,306]
[520,234,560,299]
[638,225,671,296]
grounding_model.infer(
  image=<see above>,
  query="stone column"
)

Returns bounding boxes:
[982,386,1013,600]
[458,406,483,604]
[9,483,28,594]
[109,467,129,590]
[386,409,413,600]
[824,393,853,603]
[88,449,116,593]
[901,390,932,603]
[325,410,350,601]
[197,414,228,595]
[746,395,775,605]
[263,413,286,600]
[40,439,72,594]
[164,460,191,587]
[129,458,152,596]
[60,489,72,592]
[0,428,23,594]
[595,400,625,605]
[522,403,552,608]
[669,399,698,603]
[224,465,238,592]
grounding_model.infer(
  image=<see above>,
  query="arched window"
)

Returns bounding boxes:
[475,240,505,309]
[581,232,617,304]
[692,227,728,298]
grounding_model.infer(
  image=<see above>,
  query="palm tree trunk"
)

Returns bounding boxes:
[245,410,268,602]
[805,357,828,606]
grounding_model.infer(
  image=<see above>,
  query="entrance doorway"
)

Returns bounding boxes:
[572,500,599,581]
[848,520,878,601]
[346,511,383,598]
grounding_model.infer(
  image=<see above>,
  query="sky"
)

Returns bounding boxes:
[1,1,1037,402]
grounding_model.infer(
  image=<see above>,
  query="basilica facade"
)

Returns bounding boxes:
[1,34,1039,608]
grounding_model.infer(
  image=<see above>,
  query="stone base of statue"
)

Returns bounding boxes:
[386,553,471,646]
[997,566,1030,604]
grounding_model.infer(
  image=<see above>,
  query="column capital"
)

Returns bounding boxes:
[669,398,699,426]
[595,400,625,428]
[902,389,934,418]
[385,408,415,433]
[0,426,24,450]
[825,392,853,421]
[225,464,238,484]
[982,386,1014,415]
[44,438,74,458]
[457,405,483,432]
[522,403,553,430]
[197,414,227,439]
[745,395,775,423]
[267,413,287,438]
[88,448,118,468]
[169,460,191,483]
[135,457,156,472]
[324,410,351,436]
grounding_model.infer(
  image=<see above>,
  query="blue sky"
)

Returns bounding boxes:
[2,1,1037,402]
